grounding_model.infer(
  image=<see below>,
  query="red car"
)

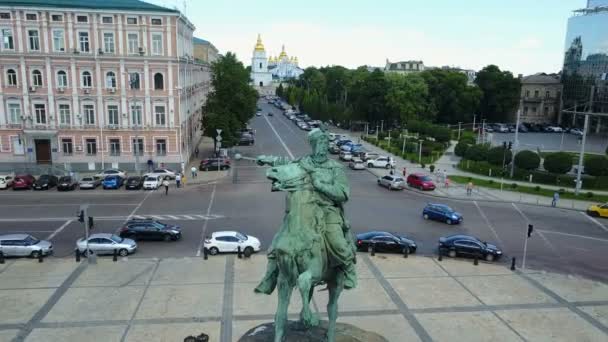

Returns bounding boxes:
[406,173,435,191]
[199,158,231,171]
[13,174,35,190]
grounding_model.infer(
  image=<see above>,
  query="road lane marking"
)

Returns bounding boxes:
[46,220,72,240]
[473,201,503,246]
[182,215,194,220]
[0,214,225,222]
[581,212,608,232]
[197,183,217,257]
[166,215,180,220]
[537,229,608,243]
[0,203,138,207]
[263,114,295,159]
[113,190,157,234]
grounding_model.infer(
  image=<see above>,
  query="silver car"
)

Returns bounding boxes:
[377,175,405,190]
[76,233,137,256]
[79,176,101,189]
[0,234,53,258]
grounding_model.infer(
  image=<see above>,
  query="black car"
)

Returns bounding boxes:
[119,219,181,241]
[57,176,78,191]
[125,176,143,190]
[200,158,231,171]
[268,112,274,116]
[238,133,255,146]
[33,174,58,190]
[355,231,417,254]
[438,234,502,261]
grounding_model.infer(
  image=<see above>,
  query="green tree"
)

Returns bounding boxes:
[454,141,470,157]
[585,155,608,176]
[384,73,429,124]
[420,69,481,124]
[543,152,573,174]
[514,150,540,170]
[475,65,521,122]
[486,146,512,166]
[276,83,284,98]
[465,144,490,161]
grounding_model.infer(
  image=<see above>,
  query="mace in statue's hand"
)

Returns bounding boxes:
[257,155,271,166]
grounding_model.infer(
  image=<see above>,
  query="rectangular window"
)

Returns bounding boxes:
[156,139,167,156]
[26,13,37,21]
[52,30,64,52]
[132,138,143,156]
[532,107,537,113]
[534,90,539,98]
[86,138,97,155]
[28,30,40,50]
[12,136,24,155]
[34,104,46,124]
[544,107,549,115]
[525,90,530,97]
[62,138,73,155]
[81,72,92,88]
[151,18,162,25]
[127,17,137,25]
[1,29,14,50]
[131,104,142,126]
[8,103,21,124]
[0,13,10,20]
[7,70,17,86]
[107,105,119,126]
[154,106,166,126]
[129,73,140,89]
[152,33,162,55]
[523,107,528,115]
[545,91,550,98]
[51,14,63,22]
[103,32,115,53]
[57,71,68,88]
[59,104,70,125]
[109,139,120,156]
[76,15,88,23]
[102,16,113,24]
[78,32,89,52]
[84,104,95,125]
[32,71,42,86]
[127,33,138,54]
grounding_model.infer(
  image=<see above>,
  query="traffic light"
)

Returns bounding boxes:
[508,142,513,150]
[527,224,534,238]
[77,210,84,223]
[88,216,94,229]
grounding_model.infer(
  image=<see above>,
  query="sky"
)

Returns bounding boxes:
[148,0,587,75]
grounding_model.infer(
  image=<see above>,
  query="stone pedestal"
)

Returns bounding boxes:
[237,320,388,342]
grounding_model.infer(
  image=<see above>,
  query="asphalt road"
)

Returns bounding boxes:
[1,100,607,283]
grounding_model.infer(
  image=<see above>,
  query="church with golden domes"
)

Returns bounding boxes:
[250,34,303,94]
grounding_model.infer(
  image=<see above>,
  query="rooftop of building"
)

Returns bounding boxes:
[0,0,178,13]
[521,73,561,84]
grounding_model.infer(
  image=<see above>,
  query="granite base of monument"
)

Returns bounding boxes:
[238,320,388,342]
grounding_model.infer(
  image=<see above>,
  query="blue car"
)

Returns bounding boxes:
[422,203,463,225]
[102,175,124,189]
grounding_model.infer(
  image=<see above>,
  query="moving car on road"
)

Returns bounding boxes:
[102,175,124,189]
[586,203,608,218]
[0,234,53,258]
[438,234,502,261]
[125,176,143,190]
[95,169,127,179]
[570,128,584,136]
[200,158,230,171]
[33,174,59,190]
[349,158,366,170]
[377,175,405,190]
[76,233,137,256]
[143,175,163,190]
[119,219,181,241]
[204,231,261,256]
[361,152,379,161]
[367,156,395,169]
[0,174,14,189]
[12,174,35,190]
[79,176,101,190]
[57,176,78,191]
[268,112,274,116]
[407,173,436,191]
[238,133,255,146]
[423,203,462,224]
[355,231,417,254]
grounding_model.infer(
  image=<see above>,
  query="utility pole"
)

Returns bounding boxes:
[78,204,96,264]
[457,122,462,140]
[510,101,523,178]
[376,125,379,141]
[380,120,384,133]
[418,140,423,164]
[575,86,594,195]
[216,129,223,173]
[472,115,476,132]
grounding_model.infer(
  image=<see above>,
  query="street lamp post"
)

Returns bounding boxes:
[376,125,379,141]
[575,87,594,195]
[418,140,423,165]
[510,102,523,178]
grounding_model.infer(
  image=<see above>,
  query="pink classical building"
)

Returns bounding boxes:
[0,0,211,173]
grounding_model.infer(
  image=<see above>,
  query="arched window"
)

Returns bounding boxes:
[57,70,68,88]
[153,73,163,90]
[105,71,116,89]
[81,71,92,88]
[6,69,17,86]
[32,69,42,87]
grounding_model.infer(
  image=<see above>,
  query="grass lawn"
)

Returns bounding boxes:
[450,175,608,203]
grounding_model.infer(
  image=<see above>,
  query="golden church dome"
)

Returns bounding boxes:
[254,34,265,51]
[279,44,288,58]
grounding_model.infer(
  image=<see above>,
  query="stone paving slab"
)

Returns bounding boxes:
[417,311,522,342]
[0,288,55,324]
[0,329,19,342]
[528,272,608,302]
[315,278,397,313]
[0,259,77,289]
[73,258,157,287]
[27,325,127,342]
[497,308,608,342]
[370,254,447,278]
[233,283,304,316]
[435,257,514,276]
[151,257,226,285]
[578,305,608,328]
[389,276,482,309]
[125,322,221,342]
[135,284,224,319]
[340,314,422,342]
[457,274,557,305]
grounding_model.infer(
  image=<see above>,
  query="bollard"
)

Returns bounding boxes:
[474,255,479,266]
[0,251,4,264]
[237,246,243,259]
[403,246,409,258]
[438,253,442,261]
[75,249,80,262]
[510,257,516,271]
[370,243,376,256]
[113,249,118,262]
[203,247,208,260]
[38,252,43,263]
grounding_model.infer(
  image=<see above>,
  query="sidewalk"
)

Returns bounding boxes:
[0,255,606,342]
[184,136,229,185]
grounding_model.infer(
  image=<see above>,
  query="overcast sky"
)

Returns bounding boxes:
[148,0,587,75]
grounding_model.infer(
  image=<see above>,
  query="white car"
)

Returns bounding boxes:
[143,175,163,190]
[76,233,137,256]
[144,168,176,180]
[95,169,127,179]
[547,126,563,133]
[204,231,261,256]
[367,156,396,169]
[0,174,15,189]
[349,158,366,170]
[570,128,584,136]
[339,151,353,161]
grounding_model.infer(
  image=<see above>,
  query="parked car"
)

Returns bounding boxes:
[517,124,528,133]
[76,233,137,256]
[95,169,127,179]
[124,176,143,190]
[200,158,231,171]
[349,158,366,170]
[367,156,395,169]
[339,151,353,161]
[57,176,78,191]
[143,175,163,190]
[335,139,352,147]
[570,128,584,136]
[119,219,181,241]
[102,175,124,189]
[586,203,608,218]
[423,203,463,224]
[496,124,509,133]
[144,168,176,180]
[256,112,262,117]
[268,112,274,116]
[33,174,59,190]
[355,231,417,254]
[377,175,405,190]
[407,173,436,190]
[0,174,15,189]
[79,176,101,189]
[204,231,261,256]
[438,234,502,261]
[12,174,35,190]
[0,234,53,258]
[361,152,380,161]
[238,133,255,146]
[329,145,341,154]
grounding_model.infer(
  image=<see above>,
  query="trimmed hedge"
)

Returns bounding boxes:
[455,141,470,157]
[487,147,512,166]
[585,155,608,177]
[514,150,540,170]
[464,144,490,162]
[543,152,573,175]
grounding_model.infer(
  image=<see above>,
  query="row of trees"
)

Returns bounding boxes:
[277,64,521,127]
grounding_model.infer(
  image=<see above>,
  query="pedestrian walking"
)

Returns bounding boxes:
[181,174,187,187]
[175,173,181,188]
[191,166,197,178]
[389,168,394,175]
[466,181,474,196]
[552,192,559,207]
[195,147,199,158]
[147,159,153,172]
[402,167,407,177]
[163,179,169,195]
[444,177,450,189]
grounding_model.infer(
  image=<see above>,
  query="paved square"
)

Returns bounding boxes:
[416,311,522,342]
[152,257,226,285]
[233,283,303,316]
[0,259,77,289]
[0,288,55,324]
[389,276,482,309]
[125,322,221,342]
[73,259,157,287]
[529,273,608,302]
[497,308,608,342]
[340,314,421,342]
[370,255,447,278]
[27,326,126,342]
[315,278,396,313]
[0,329,19,342]
[436,258,514,276]
[135,284,224,319]
[578,305,608,328]
[233,256,267,284]
[457,274,556,305]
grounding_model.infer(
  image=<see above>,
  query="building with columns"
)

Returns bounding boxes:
[518,73,562,124]
[0,0,211,173]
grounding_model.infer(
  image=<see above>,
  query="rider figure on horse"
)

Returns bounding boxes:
[255,127,357,294]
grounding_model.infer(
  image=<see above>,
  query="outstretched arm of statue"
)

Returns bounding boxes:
[256,155,291,166]
[312,168,350,204]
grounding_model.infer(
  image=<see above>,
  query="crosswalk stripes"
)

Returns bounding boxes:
[128,214,224,221]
